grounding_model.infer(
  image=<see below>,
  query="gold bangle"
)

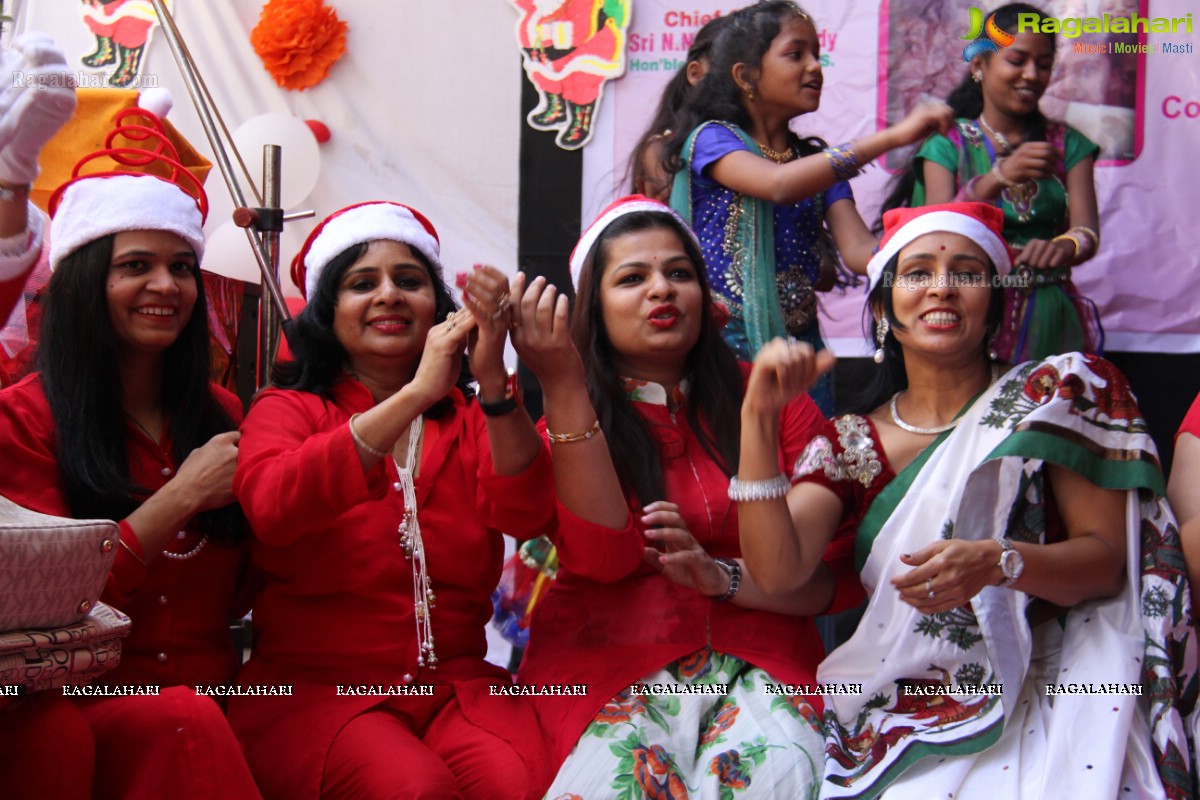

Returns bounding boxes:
[547,420,601,444]
[119,538,147,568]
[1051,233,1081,259]
[348,413,388,458]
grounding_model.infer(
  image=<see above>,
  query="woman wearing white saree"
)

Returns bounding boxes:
[736,202,1195,799]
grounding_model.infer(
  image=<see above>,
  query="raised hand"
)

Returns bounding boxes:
[889,101,955,147]
[743,338,836,418]
[510,273,584,392]
[460,264,513,390]
[408,309,477,408]
[0,33,77,185]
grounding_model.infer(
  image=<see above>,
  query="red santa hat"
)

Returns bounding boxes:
[47,107,208,271]
[291,201,441,299]
[50,174,205,271]
[569,194,701,287]
[866,202,1012,292]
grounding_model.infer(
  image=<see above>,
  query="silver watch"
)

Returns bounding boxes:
[997,539,1024,587]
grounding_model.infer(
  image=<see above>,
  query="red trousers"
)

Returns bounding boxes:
[81,687,261,800]
[322,694,538,800]
[0,693,94,800]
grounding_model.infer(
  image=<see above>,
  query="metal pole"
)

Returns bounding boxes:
[148,0,290,322]
[257,145,282,387]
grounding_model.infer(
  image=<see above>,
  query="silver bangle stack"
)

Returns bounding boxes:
[727,473,791,502]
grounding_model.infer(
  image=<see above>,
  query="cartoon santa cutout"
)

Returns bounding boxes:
[512,0,631,150]
[79,0,162,88]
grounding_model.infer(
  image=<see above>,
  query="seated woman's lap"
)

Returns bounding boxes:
[80,685,260,800]
[322,696,535,800]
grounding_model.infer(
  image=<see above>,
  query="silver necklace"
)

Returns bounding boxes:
[393,416,437,670]
[890,392,957,435]
[977,114,1018,154]
[890,365,1002,435]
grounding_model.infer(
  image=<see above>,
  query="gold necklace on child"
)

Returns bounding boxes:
[754,139,796,164]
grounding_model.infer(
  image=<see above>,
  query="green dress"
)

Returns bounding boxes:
[913,118,1102,362]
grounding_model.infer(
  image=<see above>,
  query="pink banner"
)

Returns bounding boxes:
[582,0,1200,354]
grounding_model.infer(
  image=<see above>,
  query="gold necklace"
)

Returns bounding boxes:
[754,139,796,164]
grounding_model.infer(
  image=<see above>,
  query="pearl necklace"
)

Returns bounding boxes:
[393,416,437,670]
[890,365,1002,435]
[162,532,209,560]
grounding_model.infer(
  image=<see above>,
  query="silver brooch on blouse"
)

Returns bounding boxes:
[834,415,882,488]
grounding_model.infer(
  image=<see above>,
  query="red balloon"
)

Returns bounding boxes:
[305,119,331,144]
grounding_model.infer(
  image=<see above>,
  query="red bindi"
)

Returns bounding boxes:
[939,245,946,250]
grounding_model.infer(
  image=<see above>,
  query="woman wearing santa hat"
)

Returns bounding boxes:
[228,202,553,800]
[508,195,861,797]
[736,202,1193,798]
[0,111,260,798]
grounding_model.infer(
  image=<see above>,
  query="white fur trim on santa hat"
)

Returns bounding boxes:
[303,203,440,299]
[569,198,699,287]
[50,174,205,271]
[866,210,1011,292]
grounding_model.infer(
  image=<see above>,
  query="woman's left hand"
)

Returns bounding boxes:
[641,501,728,596]
[1014,237,1074,270]
[891,540,1000,615]
[460,264,513,392]
[408,306,477,408]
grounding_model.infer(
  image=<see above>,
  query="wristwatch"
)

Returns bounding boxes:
[710,558,741,602]
[997,539,1024,587]
[478,369,523,417]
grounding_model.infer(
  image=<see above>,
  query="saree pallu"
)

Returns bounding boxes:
[815,354,1196,799]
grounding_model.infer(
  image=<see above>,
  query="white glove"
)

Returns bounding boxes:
[0,33,77,185]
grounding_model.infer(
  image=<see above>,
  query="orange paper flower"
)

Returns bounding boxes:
[251,0,348,91]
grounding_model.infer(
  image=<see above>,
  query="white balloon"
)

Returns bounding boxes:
[231,113,322,208]
[202,221,262,284]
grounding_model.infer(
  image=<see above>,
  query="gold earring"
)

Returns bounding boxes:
[746,86,755,102]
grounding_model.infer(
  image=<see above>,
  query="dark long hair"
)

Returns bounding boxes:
[272,241,471,418]
[877,3,1055,227]
[627,14,732,194]
[850,253,1006,413]
[37,234,244,541]
[571,211,742,506]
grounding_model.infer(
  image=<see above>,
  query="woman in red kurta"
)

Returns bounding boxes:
[508,196,861,797]
[230,202,553,800]
[0,163,259,796]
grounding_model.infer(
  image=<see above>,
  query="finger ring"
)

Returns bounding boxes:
[446,310,457,322]
[925,579,935,599]
[492,295,511,320]
[509,319,521,330]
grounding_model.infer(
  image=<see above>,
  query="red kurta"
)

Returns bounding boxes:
[229,377,556,800]
[0,373,259,799]
[518,372,865,770]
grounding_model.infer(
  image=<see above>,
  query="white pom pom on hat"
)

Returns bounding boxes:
[291,202,441,299]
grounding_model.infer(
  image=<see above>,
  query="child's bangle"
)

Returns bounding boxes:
[823,143,863,181]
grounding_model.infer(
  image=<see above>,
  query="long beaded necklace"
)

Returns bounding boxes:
[393,416,437,671]
[124,411,209,560]
[977,114,1040,222]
